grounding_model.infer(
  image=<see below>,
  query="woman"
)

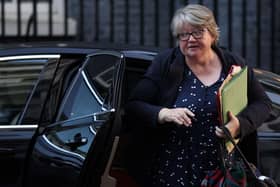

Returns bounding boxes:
[125,4,271,187]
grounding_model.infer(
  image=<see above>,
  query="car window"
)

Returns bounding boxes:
[58,75,101,121]
[57,54,121,121]
[45,115,96,158]
[0,56,50,125]
[20,55,79,125]
[84,54,118,102]
[45,53,121,159]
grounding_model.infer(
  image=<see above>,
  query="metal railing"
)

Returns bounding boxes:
[0,0,77,41]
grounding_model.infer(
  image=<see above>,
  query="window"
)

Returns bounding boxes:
[0,57,47,125]
[46,53,121,158]
[58,75,101,121]
[57,54,121,121]
[84,54,119,101]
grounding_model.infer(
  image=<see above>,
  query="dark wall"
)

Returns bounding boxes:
[0,0,279,73]
[76,0,280,73]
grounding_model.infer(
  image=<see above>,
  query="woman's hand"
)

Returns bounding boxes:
[158,107,195,127]
[215,111,240,138]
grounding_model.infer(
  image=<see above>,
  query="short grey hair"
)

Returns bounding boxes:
[171,4,220,45]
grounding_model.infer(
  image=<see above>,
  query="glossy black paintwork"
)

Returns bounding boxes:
[0,43,279,186]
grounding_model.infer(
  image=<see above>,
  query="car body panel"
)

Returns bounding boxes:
[22,51,125,187]
[254,69,280,185]
[0,125,37,186]
[0,47,126,187]
[0,54,59,186]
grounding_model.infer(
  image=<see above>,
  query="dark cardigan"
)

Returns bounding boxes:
[124,46,271,184]
[126,46,271,138]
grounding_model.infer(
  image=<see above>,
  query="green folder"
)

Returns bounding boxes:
[219,66,248,153]
[221,66,248,124]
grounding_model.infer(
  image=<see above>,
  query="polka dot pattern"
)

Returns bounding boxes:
[152,69,225,187]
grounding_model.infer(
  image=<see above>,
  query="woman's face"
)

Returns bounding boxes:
[178,23,214,59]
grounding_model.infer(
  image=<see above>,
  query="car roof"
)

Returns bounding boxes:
[0,41,159,56]
[254,68,280,91]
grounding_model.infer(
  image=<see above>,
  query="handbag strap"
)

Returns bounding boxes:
[220,126,257,178]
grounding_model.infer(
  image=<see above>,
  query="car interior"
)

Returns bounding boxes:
[103,57,151,187]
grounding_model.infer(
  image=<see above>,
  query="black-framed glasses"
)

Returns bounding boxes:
[177,29,206,41]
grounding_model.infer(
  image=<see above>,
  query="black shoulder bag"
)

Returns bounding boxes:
[201,126,278,187]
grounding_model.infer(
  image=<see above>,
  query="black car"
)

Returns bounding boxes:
[0,43,279,187]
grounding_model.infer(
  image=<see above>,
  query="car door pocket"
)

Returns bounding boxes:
[101,136,119,187]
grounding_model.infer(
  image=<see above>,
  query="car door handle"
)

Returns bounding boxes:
[65,133,88,150]
[93,109,115,122]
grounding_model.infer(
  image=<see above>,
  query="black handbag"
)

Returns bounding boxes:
[201,126,278,187]
[221,126,277,187]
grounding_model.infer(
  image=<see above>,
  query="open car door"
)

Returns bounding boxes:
[22,51,125,187]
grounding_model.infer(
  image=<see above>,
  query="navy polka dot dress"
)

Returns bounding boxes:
[152,68,225,187]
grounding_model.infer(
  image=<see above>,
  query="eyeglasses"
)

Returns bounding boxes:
[177,29,206,41]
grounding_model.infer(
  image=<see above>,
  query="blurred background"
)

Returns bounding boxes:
[0,0,279,73]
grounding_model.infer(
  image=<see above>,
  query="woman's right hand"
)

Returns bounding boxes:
[215,111,240,138]
[158,107,195,127]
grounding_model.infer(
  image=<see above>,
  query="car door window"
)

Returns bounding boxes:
[0,56,58,125]
[57,54,120,121]
[58,74,101,121]
[46,53,121,158]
